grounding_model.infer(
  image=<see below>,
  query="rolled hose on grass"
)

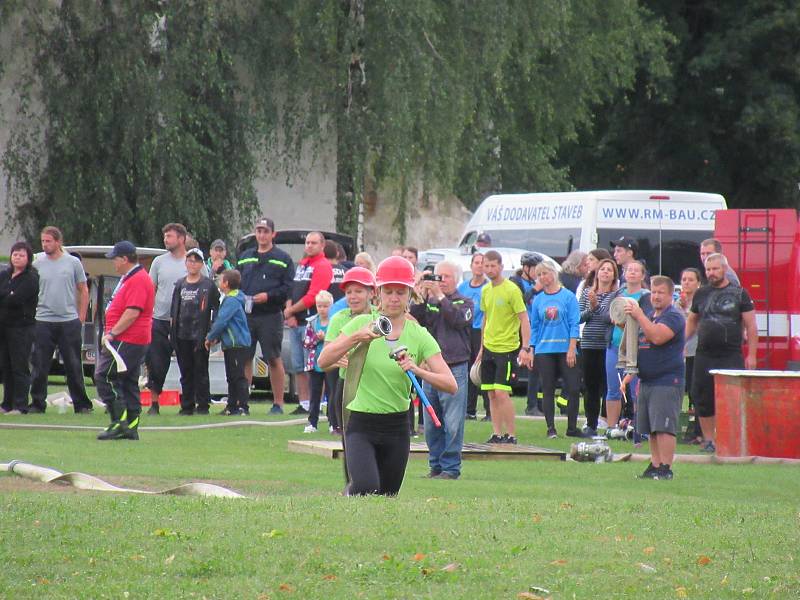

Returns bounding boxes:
[0,460,246,498]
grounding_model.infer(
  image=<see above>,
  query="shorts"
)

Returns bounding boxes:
[286,325,308,374]
[691,352,743,418]
[480,348,518,392]
[247,312,284,361]
[636,384,682,436]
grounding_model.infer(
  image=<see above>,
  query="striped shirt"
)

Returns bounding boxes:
[578,288,615,349]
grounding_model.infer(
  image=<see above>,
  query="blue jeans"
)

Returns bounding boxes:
[605,344,639,424]
[423,362,468,477]
[287,325,307,374]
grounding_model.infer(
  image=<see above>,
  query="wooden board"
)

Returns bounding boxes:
[288,440,565,461]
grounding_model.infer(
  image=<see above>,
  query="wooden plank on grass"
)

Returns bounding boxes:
[288,440,565,461]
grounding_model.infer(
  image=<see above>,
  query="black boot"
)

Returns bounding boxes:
[147,401,160,415]
[97,419,139,441]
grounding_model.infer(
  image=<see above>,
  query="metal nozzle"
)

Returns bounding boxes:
[371,315,392,337]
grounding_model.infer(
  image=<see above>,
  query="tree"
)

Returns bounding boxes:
[561,1,800,209]
[2,1,258,246]
[243,0,671,239]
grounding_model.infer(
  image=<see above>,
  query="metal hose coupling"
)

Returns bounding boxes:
[371,315,392,336]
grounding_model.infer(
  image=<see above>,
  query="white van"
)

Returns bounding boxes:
[459,190,727,281]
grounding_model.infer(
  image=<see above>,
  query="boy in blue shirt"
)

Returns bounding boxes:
[205,270,252,416]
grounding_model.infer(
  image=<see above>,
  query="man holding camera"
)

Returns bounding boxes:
[410,261,473,480]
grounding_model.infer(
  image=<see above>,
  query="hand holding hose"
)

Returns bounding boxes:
[390,345,442,428]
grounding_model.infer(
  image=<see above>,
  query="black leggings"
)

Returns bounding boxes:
[581,348,606,429]
[537,352,580,430]
[309,369,338,428]
[345,410,410,496]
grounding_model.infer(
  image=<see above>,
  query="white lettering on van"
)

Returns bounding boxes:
[486,204,583,224]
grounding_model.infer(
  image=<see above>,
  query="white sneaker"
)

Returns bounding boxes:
[303,425,317,434]
[597,418,608,430]
[329,426,335,434]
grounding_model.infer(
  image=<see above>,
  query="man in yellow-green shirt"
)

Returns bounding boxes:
[479,251,531,444]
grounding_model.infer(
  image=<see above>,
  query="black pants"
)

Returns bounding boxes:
[466,328,490,417]
[0,325,35,412]
[537,352,581,430]
[145,319,173,396]
[332,376,345,431]
[581,348,607,429]
[30,319,92,412]
[94,340,148,427]
[526,363,542,411]
[174,338,210,412]
[345,410,410,496]
[224,347,250,412]
[308,369,338,428]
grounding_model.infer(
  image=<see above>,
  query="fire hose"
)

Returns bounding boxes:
[0,460,245,498]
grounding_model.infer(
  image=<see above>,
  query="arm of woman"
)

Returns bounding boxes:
[397,351,457,394]
[317,324,380,371]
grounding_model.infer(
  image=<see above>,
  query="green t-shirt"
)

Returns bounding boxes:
[341,314,441,414]
[325,307,380,378]
[480,279,526,353]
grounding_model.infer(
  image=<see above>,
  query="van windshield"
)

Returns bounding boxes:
[597,229,707,282]
[464,228,581,261]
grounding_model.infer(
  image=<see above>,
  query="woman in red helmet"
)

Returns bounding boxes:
[319,256,457,496]
[323,267,380,435]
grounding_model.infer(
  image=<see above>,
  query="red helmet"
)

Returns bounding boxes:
[375,256,416,288]
[340,266,376,290]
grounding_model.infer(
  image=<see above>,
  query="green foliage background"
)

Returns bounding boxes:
[3,1,797,247]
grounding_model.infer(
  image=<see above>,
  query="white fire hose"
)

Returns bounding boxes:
[0,460,245,498]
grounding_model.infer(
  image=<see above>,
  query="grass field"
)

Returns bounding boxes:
[1,391,799,599]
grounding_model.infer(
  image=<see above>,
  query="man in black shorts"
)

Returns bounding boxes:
[686,253,757,453]
[622,276,686,480]
[237,217,294,414]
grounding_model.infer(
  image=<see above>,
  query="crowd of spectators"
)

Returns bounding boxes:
[0,219,756,479]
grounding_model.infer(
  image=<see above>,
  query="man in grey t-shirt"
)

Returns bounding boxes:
[145,223,209,414]
[30,226,93,413]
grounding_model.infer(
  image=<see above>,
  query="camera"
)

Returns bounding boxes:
[422,273,442,282]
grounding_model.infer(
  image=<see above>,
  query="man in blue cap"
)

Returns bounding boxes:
[96,241,155,440]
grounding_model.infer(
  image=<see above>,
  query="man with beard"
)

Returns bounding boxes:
[685,253,757,453]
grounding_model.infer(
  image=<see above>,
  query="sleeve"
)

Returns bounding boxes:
[149,256,160,287]
[480,286,487,314]
[690,288,702,314]
[301,260,333,309]
[417,326,442,362]
[566,292,581,339]
[170,281,181,321]
[6,271,40,307]
[739,288,754,313]
[439,296,473,329]
[272,254,294,307]
[510,285,526,315]
[340,313,372,337]
[409,302,427,325]
[206,300,233,341]
[325,312,346,342]
[72,257,88,285]
[578,288,591,323]
[529,296,541,348]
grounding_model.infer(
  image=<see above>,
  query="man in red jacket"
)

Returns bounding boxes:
[96,241,155,441]
[284,232,333,413]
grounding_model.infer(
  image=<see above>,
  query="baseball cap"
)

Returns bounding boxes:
[476,232,492,245]
[105,241,136,258]
[210,239,226,250]
[254,217,275,231]
[610,236,638,254]
[186,248,205,261]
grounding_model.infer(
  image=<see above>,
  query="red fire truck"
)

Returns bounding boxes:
[714,208,800,371]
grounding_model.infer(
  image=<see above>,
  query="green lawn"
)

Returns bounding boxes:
[1,399,799,599]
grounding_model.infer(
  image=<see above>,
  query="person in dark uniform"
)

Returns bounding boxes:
[96,241,155,441]
[237,217,294,414]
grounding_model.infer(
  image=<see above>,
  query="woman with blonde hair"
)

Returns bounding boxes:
[529,260,582,438]
[354,251,376,273]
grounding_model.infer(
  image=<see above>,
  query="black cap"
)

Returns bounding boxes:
[610,236,638,254]
[254,217,275,231]
[186,247,205,261]
[106,241,136,258]
[476,232,492,245]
